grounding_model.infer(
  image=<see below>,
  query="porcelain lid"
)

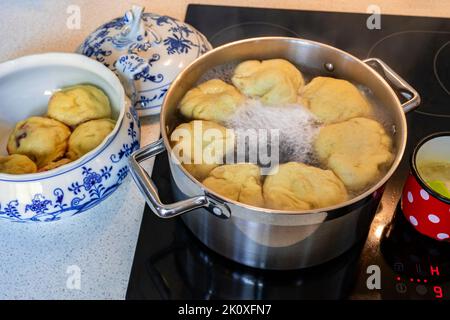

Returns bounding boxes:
[78,5,212,116]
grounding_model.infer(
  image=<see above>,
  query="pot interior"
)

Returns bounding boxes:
[414,133,450,201]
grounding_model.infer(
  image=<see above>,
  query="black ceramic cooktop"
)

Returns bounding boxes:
[126,5,450,300]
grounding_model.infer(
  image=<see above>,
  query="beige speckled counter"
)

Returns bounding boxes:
[1,1,449,63]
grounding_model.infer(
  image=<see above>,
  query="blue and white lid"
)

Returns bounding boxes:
[78,5,212,116]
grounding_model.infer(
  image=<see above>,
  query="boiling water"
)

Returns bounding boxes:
[225,99,320,165]
[193,62,397,196]
[199,62,321,166]
[198,62,395,132]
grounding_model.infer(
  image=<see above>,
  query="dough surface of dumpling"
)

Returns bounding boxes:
[314,117,394,191]
[263,162,348,211]
[7,116,71,168]
[67,118,116,160]
[232,59,304,105]
[38,158,72,172]
[203,163,265,207]
[179,79,244,123]
[301,77,372,124]
[0,154,37,174]
[170,120,235,181]
[48,84,111,127]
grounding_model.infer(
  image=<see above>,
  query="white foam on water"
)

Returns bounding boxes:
[225,99,321,165]
[197,62,239,85]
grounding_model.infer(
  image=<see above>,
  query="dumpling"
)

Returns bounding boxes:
[231,59,304,105]
[48,84,112,127]
[263,162,348,211]
[0,154,37,174]
[300,77,372,124]
[203,163,264,207]
[314,117,394,191]
[179,79,244,123]
[67,118,116,160]
[7,116,71,168]
[170,120,235,181]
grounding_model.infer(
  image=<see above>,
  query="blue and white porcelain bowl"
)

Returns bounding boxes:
[0,53,140,222]
[78,5,212,116]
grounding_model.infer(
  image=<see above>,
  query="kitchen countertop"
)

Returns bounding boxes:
[0,0,449,300]
[1,0,449,64]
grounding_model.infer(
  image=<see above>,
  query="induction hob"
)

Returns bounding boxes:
[126,5,450,300]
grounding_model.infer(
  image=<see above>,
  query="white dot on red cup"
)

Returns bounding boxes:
[407,192,413,203]
[420,189,429,200]
[437,233,449,240]
[428,214,440,224]
[409,216,418,226]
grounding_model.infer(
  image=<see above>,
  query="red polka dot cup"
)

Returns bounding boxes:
[401,132,450,242]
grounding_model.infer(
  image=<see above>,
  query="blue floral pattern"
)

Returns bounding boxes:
[78,17,126,67]
[0,113,139,223]
[78,9,212,113]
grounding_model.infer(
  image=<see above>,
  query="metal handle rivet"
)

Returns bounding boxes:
[324,62,335,72]
[212,207,223,216]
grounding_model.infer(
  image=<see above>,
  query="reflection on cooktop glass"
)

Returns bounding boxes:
[126,5,450,300]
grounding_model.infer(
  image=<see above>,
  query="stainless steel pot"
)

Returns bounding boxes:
[129,37,420,270]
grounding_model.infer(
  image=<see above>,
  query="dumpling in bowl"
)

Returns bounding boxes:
[170,120,235,181]
[263,162,348,211]
[38,158,72,172]
[314,117,394,191]
[231,59,305,105]
[0,154,37,174]
[203,163,264,207]
[48,84,111,127]
[179,79,244,123]
[67,118,116,160]
[300,77,372,124]
[7,116,71,168]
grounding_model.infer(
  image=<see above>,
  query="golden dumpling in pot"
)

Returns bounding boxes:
[170,120,235,181]
[203,163,264,207]
[48,85,111,127]
[300,77,372,124]
[67,118,116,160]
[263,162,348,211]
[231,59,304,105]
[7,116,71,168]
[314,117,394,191]
[0,154,37,174]
[179,79,244,123]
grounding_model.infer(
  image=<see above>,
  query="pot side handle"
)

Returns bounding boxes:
[129,139,213,219]
[364,58,421,113]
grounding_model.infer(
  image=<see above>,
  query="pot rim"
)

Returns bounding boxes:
[161,36,408,216]
[410,131,450,205]
[0,52,127,182]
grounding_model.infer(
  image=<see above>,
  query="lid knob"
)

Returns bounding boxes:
[112,5,161,50]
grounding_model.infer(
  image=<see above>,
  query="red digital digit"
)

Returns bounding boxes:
[433,286,443,299]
